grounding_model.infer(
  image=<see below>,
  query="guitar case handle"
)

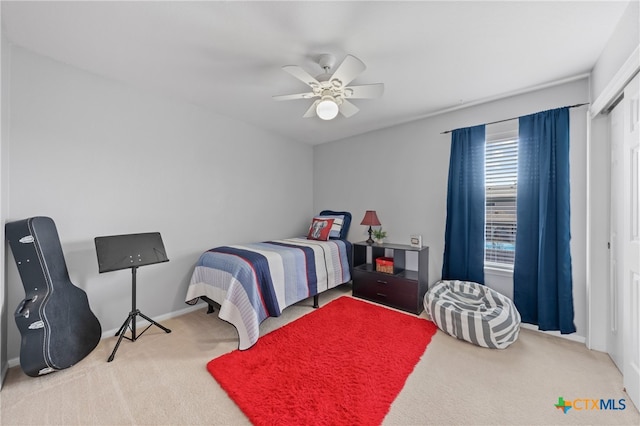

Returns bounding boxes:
[15,297,35,318]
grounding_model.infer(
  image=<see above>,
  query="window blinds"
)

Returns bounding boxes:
[485,124,518,266]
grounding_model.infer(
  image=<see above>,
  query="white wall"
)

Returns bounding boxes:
[1,21,11,386]
[314,79,590,340]
[590,0,639,102]
[3,46,314,363]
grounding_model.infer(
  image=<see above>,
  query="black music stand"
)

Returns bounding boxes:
[94,232,171,362]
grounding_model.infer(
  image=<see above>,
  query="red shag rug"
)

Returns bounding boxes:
[207,296,438,426]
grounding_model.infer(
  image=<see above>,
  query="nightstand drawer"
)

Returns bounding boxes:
[352,269,422,314]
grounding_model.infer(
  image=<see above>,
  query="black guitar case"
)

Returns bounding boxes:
[6,216,102,377]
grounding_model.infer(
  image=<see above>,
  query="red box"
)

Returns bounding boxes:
[375,257,394,274]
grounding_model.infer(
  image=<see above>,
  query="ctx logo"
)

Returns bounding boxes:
[554,396,626,414]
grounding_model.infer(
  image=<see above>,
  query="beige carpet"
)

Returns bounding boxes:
[1,285,638,425]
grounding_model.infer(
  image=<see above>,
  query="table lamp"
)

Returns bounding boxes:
[360,210,381,244]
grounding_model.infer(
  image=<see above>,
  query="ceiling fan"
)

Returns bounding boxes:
[273,54,384,120]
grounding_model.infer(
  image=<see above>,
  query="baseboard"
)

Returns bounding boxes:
[520,322,586,345]
[99,302,203,339]
[1,361,8,389]
[6,302,206,370]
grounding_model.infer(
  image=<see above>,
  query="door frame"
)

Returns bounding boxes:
[587,46,640,351]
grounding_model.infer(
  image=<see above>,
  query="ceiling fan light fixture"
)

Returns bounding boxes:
[316,96,339,120]
[276,54,383,120]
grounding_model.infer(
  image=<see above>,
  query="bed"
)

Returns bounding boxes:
[185,210,352,350]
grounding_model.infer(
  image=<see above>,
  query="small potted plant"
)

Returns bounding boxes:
[372,228,387,244]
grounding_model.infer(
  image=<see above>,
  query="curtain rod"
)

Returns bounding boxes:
[440,103,589,135]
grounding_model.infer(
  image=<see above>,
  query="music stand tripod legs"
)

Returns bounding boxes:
[108,266,171,362]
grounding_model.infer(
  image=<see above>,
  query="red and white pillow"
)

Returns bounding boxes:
[307,217,335,241]
[315,214,344,239]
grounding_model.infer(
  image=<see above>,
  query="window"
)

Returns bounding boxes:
[485,122,518,267]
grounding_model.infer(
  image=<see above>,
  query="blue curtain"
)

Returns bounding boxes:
[442,125,485,284]
[514,107,576,334]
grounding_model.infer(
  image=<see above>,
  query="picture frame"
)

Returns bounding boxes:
[410,234,422,248]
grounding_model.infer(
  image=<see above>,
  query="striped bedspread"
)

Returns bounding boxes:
[185,237,351,350]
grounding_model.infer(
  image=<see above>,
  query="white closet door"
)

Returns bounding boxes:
[609,99,624,372]
[622,72,639,411]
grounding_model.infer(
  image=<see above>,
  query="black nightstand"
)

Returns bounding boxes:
[352,241,429,314]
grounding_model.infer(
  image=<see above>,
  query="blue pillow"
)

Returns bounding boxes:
[318,210,352,239]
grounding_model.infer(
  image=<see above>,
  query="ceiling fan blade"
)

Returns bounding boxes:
[344,83,384,99]
[303,100,320,118]
[282,65,320,88]
[339,99,360,118]
[330,55,366,87]
[272,92,317,101]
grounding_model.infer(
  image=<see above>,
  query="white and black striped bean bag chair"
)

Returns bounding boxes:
[424,280,520,349]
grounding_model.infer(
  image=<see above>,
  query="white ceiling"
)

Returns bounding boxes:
[1,1,631,145]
